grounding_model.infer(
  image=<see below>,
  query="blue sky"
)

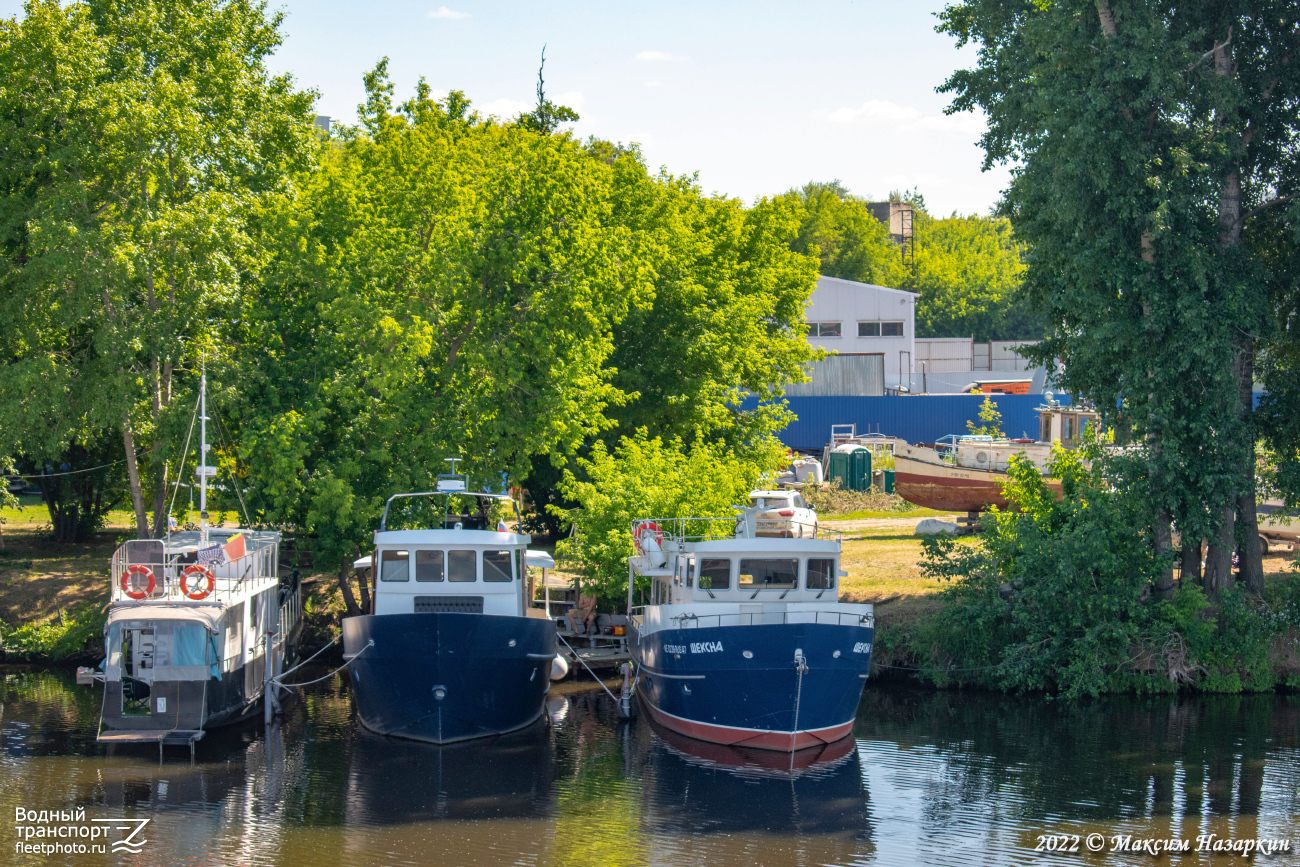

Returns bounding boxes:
[2,0,1011,215]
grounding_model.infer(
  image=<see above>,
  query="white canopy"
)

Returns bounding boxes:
[525,550,556,570]
[106,605,223,634]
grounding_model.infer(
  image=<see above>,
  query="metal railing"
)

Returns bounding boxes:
[631,517,843,546]
[109,541,278,605]
[630,607,874,630]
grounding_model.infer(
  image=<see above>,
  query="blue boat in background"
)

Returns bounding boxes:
[627,512,875,751]
[343,470,565,744]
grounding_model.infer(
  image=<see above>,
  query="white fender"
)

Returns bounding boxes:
[550,655,569,681]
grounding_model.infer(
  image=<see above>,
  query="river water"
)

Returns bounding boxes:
[3,665,1298,866]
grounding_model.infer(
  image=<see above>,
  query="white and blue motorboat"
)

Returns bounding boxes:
[342,472,564,744]
[627,515,874,751]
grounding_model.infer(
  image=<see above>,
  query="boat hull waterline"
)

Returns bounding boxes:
[631,621,874,751]
[343,612,556,745]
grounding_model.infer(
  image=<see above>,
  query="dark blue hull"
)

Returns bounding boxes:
[342,613,557,744]
[630,620,874,751]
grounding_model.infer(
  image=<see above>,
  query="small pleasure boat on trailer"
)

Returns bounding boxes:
[342,471,564,744]
[627,516,874,751]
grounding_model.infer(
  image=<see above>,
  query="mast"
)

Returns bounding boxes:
[200,360,208,543]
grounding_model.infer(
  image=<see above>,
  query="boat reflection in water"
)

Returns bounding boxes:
[640,716,872,840]
[342,719,557,826]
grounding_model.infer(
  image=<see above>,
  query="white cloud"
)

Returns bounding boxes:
[478,97,530,119]
[427,6,470,19]
[645,80,663,88]
[636,50,681,62]
[557,90,585,110]
[825,99,985,138]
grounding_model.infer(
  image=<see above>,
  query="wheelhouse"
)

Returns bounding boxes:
[370,529,530,616]
[641,538,842,607]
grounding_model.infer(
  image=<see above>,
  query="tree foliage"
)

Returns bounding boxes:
[938,0,1300,597]
[232,67,644,589]
[781,182,1040,341]
[918,445,1300,697]
[554,429,783,611]
[0,0,317,537]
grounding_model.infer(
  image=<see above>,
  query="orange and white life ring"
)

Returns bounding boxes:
[120,565,156,600]
[181,564,216,600]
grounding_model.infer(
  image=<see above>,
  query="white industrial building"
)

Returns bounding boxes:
[790,276,918,395]
[789,275,1046,395]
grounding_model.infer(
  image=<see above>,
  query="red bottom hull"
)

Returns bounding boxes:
[640,694,855,752]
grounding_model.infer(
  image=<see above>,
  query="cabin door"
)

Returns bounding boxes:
[121,627,155,716]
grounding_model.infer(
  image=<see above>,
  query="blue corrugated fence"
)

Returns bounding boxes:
[747,394,1071,452]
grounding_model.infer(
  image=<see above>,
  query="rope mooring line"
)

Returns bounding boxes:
[275,639,371,688]
[556,633,621,704]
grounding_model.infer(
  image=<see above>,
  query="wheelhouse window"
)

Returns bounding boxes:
[380,550,410,582]
[483,550,513,582]
[807,321,841,337]
[416,550,444,582]
[698,558,731,591]
[739,559,798,590]
[807,559,836,590]
[448,550,476,582]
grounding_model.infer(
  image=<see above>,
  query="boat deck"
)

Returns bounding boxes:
[97,728,206,762]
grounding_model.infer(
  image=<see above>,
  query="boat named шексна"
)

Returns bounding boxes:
[627,513,874,752]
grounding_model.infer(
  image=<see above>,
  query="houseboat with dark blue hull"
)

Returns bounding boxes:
[628,520,874,752]
[343,477,566,745]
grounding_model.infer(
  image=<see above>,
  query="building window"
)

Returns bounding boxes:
[858,321,904,337]
[807,321,841,337]
[858,322,880,337]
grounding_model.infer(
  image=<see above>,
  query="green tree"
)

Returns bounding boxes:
[967,394,1005,437]
[781,181,911,287]
[554,429,783,610]
[913,212,1041,341]
[522,146,821,538]
[0,0,317,538]
[234,67,643,612]
[782,182,1041,341]
[938,0,1300,597]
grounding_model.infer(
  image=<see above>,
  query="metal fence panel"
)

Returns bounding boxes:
[785,353,886,397]
[749,394,1072,452]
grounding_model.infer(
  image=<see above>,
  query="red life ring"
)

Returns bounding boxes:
[120,565,155,600]
[633,521,664,556]
[181,564,216,600]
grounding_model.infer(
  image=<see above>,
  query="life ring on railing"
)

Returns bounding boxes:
[633,521,666,568]
[120,565,155,600]
[181,564,216,600]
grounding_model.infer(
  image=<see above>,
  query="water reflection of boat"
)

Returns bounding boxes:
[343,722,556,825]
[651,718,857,777]
[641,718,871,836]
